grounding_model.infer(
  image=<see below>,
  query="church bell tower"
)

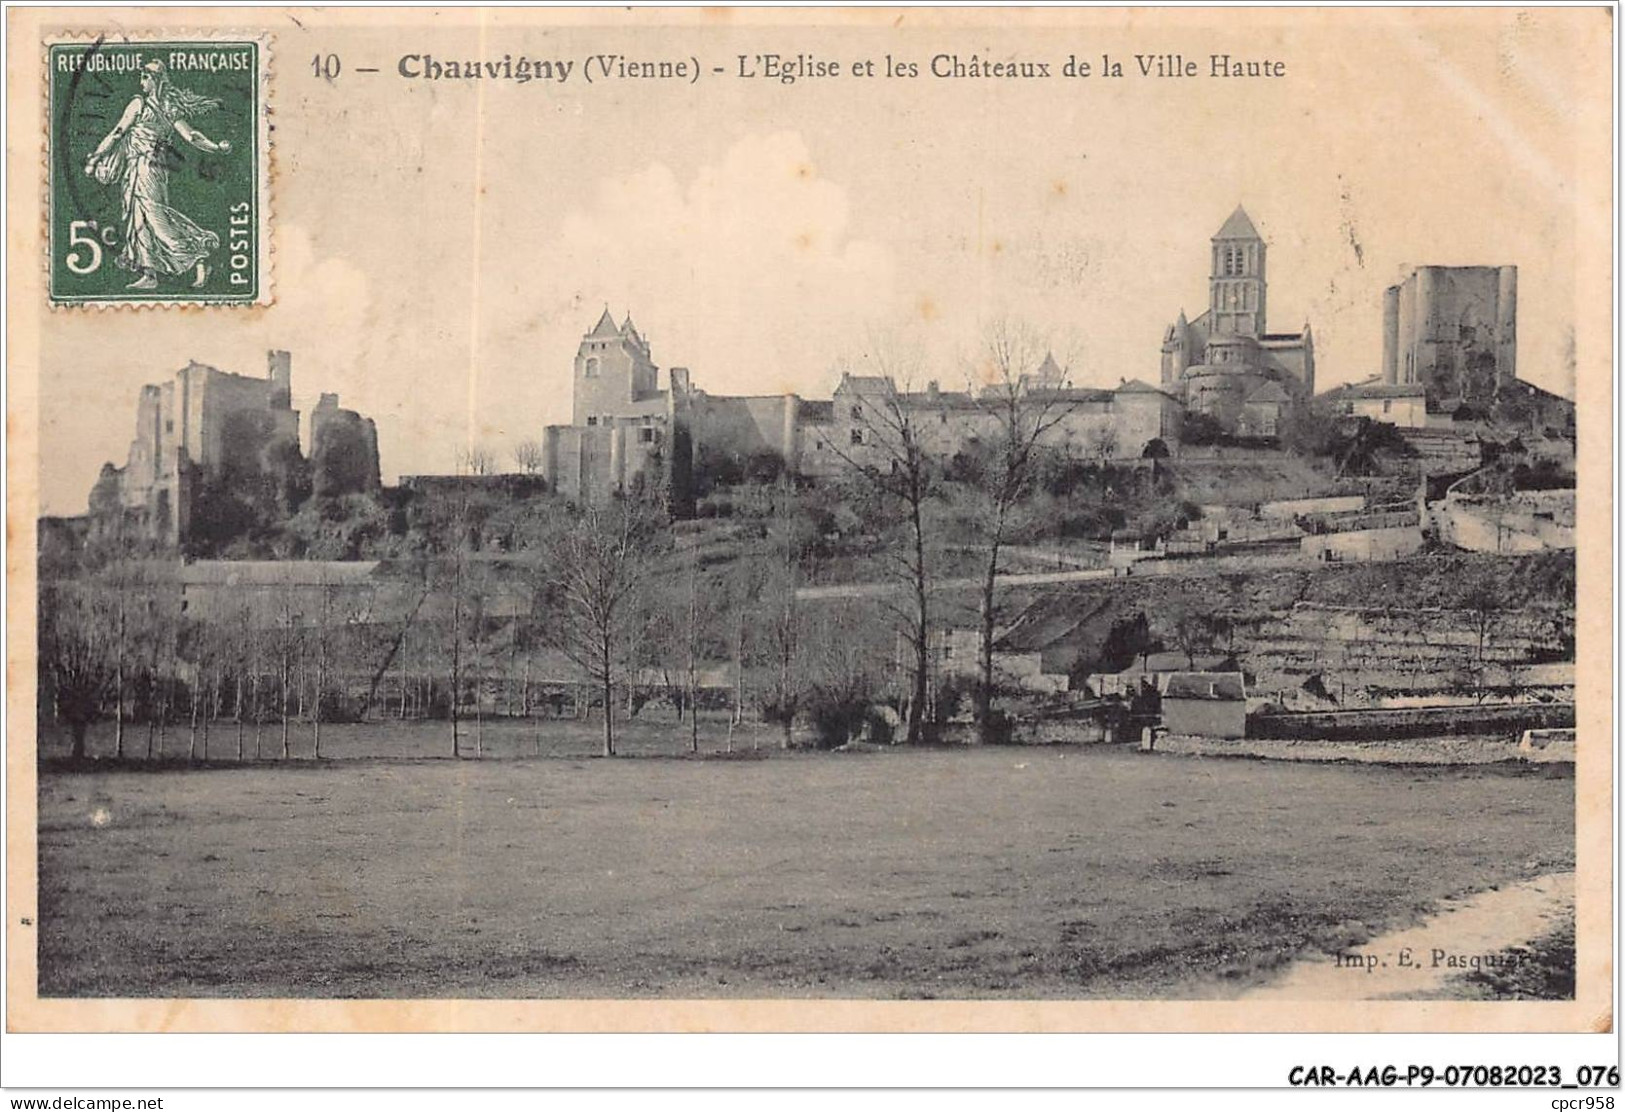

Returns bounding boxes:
[1209,205,1267,339]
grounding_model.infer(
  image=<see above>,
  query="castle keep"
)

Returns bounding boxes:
[1159,206,1315,436]
[1381,265,1517,406]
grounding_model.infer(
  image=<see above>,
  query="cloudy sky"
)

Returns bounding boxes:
[33,8,1607,514]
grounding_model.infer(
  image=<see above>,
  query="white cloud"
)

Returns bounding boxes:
[264,225,376,437]
[502,131,897,413]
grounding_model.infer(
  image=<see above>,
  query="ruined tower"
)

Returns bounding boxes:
[1381,265,1518,405]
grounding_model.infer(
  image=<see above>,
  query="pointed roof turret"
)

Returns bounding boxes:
[1034,351,1065,385]
[621,311,638,337]
[1214,205,1261,240]
[589,306,619,337]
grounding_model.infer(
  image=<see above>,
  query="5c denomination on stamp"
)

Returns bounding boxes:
[46,34,270,306]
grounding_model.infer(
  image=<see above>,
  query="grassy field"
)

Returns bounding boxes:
[40,713,790,762]
[36,744,1573,999]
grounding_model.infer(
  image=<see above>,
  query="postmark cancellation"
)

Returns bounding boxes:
[45,33,270,307]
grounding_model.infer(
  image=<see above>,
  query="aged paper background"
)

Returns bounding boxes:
[6,5,1613,1033]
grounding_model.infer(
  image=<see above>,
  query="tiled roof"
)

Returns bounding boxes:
[1348,382,1428,399]
[1121,652,1231,675]
[837,374,896,394]
[1116,379,1177,399]
[1245,380,1293,405]
[1164,671,1246,701]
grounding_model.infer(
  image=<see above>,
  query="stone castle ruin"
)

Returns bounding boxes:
[93,351,379,546]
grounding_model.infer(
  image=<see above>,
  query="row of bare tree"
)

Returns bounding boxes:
[41,320,1139,761]
[39,475,866,761]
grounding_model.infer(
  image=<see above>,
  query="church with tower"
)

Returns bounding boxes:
[1159,206,1315,437]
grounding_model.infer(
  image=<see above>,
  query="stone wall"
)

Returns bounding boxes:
[1434,492,1576,554]
[1300,525,1424,564]
[689,394,795,464]
[1241,600,1572,703]
[1250,701,1573,740]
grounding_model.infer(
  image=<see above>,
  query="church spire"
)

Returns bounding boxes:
[1215,204,1261,241]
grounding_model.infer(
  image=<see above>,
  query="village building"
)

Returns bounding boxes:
[1159,206,1316,435]
[1089,652,1236,699]
[1160,671,1248,738]
[1321,381,1433,429]
[542,310,1184,507]
[1321,264,1572,442]
[930,628,1069,696]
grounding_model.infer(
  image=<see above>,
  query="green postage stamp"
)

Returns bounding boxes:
[46,34,270,306]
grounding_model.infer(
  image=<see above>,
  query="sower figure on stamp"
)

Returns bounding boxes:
[83,60,232,290]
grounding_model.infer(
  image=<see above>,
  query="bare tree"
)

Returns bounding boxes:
[431,490,481,758]
[361,562,431,718]
[1462,575,1501,704]
[95,554,164,761]
[449,540,467,757]
[109,563,129,759]
[458,445,498,477]
[1087,424,1121,462]
[271,570,303,759]
[722,556,769,750]
[761,477,806,749]
[512,438,546,476]
[964,320,1081,743]
[536,495,662,756]
[138,580,181,760]
[226,599,257,760]
[182,615,224,762]
[311,577,336,759]
[823,334,938,744]
[1158,595,1219,670]
[679,549,703,751]
[459,560,497,758]
[39,581,115,760]
[803,599,884,747]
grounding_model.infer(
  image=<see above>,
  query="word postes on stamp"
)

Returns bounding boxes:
[46,36,269,306]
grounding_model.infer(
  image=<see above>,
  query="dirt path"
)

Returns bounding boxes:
[1245,872,1574,1000]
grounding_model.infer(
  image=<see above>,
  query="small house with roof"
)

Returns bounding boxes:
[1161,671,1248,738]
[1321,379,1433,429]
